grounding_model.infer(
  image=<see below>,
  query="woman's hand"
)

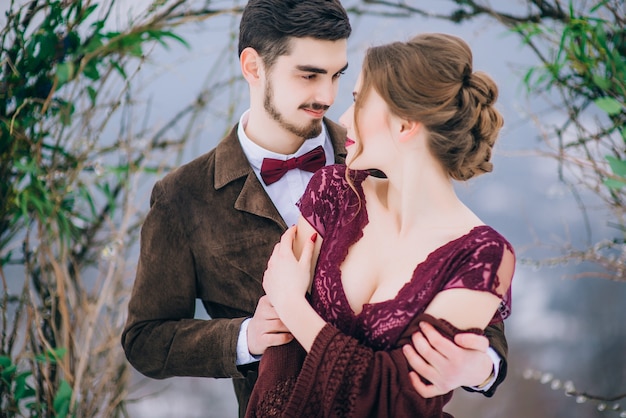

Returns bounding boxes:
[263,225,318,316]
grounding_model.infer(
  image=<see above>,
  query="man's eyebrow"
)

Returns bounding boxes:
[296,63,349,75]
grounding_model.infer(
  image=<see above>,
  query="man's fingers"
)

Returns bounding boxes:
[403,344,438,384]
[265,332,294,347]
[267,319,289,333]
[256,296,278,315]
[418,322,459,358]
[454,332,490,351]
[404,345,443,398]
[412,328,447,366]
[408,372,447,398]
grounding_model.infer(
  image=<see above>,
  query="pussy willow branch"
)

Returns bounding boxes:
[348,0,569,26]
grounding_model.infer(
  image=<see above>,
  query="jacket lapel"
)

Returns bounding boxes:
[214,125,286,228]
[213,118,347,229]
[325,118,347,165]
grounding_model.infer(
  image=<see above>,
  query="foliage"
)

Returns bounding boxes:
[0,0,191,259]
[511,1,625,282]
[0,349,71,417]
[0,0,241,415]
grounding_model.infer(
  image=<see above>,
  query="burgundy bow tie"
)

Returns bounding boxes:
[260,145,326,185]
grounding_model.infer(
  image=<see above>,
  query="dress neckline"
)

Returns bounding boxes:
[335,172,492,318]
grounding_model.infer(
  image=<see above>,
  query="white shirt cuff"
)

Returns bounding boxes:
[235,318,262,366]
[469,346,501,391]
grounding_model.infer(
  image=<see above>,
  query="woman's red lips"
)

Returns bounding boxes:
[345,138,355,147]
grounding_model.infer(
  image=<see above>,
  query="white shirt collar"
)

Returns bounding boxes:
[237,109,327,171]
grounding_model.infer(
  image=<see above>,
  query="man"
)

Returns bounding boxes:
[121,1,508,417]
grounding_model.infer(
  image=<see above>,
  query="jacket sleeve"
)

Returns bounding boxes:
[463,321,508,397]
[121,180,246,379]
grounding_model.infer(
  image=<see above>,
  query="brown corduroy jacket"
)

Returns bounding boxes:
[121,119,508,418]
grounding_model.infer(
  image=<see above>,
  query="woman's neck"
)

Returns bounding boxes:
[374,160,469,236]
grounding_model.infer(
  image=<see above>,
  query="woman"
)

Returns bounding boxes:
[246,33,515,418]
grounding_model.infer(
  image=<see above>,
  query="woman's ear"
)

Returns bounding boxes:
[240,47,263,85]
[398,119,422,143]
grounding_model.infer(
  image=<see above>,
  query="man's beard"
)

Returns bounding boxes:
[263,79,327,140]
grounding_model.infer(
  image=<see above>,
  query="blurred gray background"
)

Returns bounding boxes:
[116,1,626,417]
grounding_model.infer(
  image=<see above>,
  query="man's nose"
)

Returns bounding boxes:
[315,79,336,107]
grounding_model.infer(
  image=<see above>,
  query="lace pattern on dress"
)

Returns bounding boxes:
[298,165,514,351]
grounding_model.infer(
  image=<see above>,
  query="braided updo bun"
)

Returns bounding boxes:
[356,33,503,180]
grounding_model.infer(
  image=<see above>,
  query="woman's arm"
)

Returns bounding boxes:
[424,246,515,330]
[403,246,515,394]
[292,215,323,289]
[262,217,325,352]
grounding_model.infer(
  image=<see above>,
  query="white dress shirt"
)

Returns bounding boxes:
[237,110,335,227]
[234,110,334,365]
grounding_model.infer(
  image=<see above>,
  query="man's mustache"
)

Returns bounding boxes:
[300,103,330,111]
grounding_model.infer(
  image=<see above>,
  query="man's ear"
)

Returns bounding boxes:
[240,47,263,84]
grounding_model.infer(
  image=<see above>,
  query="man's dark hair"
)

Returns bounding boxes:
[238,0,351,69]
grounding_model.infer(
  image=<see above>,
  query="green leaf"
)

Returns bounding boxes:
[111,60,127,79]
[594,97,623,115]
[15,371,33,400]
[52,347,67,360]
[604,178,625,189]
[111,32,144,57]
[33,33,58,65]
[22,386,37,400]
[79,184,97,218]
[590,0,611,13]
[18,190,30,220]
[91,19,105,31]
[592,74,610,90]
[56,62,75,86]
[0,356,12,369]
[130,43,143,57]
[606,156,626,176]
[523,67,535,89]
[1,364,17,380]
[142,166,160,174]
[80,4,99,23]
[35,347,67,364]
[82,60,100,80]
[621,126,626,143]
[594,20,609,51]
[57,210,72,241]
[28,192,46,217]
[87,86,98,105]
[104,31,122,40]
[83,33,104,54]
[58,101,75,126]
[53,379,72,417]
[147,30,190,49]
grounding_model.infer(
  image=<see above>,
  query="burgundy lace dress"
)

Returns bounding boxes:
[246,165,514,418]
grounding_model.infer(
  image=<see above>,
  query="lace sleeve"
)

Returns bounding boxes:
[297,165,353,238]
[443,230,515,322]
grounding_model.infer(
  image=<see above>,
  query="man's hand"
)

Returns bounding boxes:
[402,321,493,398]
[247,295,293,356]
